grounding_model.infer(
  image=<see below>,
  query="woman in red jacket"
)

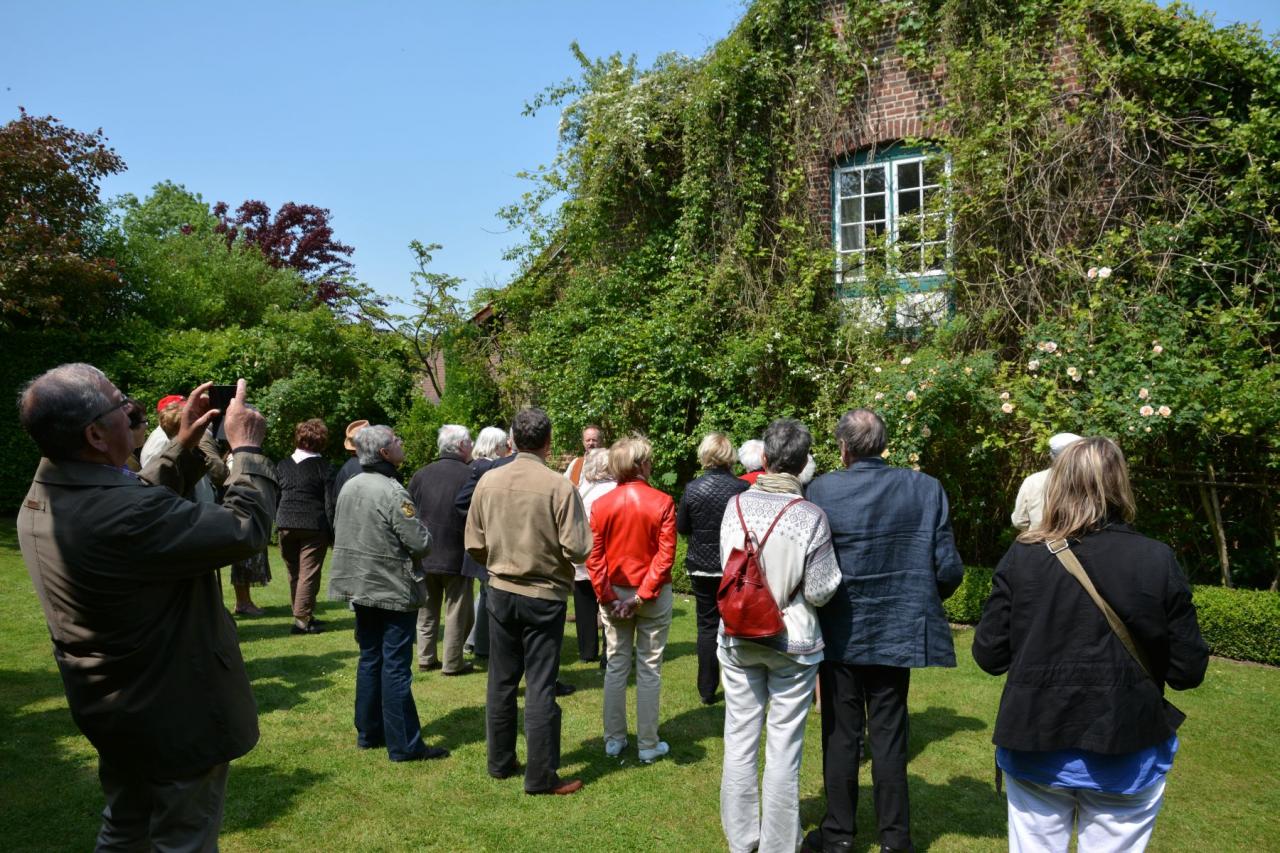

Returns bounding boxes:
[586,435,677,764]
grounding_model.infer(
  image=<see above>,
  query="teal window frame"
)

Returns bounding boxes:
[832,145,951,310]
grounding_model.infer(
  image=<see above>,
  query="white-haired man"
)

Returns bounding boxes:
[409,424,476,675]
[1011,432,1084,531]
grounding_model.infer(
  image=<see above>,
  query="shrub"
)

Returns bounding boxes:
[1193,586,1280,667]
[943,566,993,624]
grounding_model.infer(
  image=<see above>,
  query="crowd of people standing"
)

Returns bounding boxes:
[14,364,1210,853]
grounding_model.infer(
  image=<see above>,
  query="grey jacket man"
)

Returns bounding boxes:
[329,469,432,611]
[18,438,277,777]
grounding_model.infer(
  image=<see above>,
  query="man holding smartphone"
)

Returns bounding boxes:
[16,366,276,851]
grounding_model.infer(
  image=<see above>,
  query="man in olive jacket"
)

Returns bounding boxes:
[17,366,275,852]
[805,409,964,853]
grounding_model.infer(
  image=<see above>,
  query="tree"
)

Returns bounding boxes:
[213,199,354,304]
[0,109,127,329]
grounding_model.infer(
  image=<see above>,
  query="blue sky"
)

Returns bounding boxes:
[4,1,1276,310]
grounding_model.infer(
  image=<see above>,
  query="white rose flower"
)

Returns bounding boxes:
[1153,344,1164,355]
[1158,405,1172,417]
[874,366,883,373]
[1087,267,1098,279]
[1027,359,1040,371]
[921,426,932,438]
[1140,405,1155,417]
[1043,341,1058,353]
[1001,402,1015,414]
[905,390,917,401]
[901,357,912,365]
[1098,266,1112,279]
[1138,387,1150,400]
[999,391,1010,400]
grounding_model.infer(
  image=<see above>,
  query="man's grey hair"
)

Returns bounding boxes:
[836,408,887,459]
[472,426,509,461]
[738,439,765,473]
[437,424,472,456]
[353,424,397,465]
[17,363,113,460]
[762,419,812,476]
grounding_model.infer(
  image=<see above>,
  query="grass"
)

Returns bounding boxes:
[1,516,1277,852]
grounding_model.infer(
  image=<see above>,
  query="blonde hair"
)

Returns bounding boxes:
[1018,436,1136,544]
[582,447,612,483]
[697,432,735,469]
[158,401,183,438]
[608,435,653,482]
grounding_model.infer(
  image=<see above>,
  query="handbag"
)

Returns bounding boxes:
[717,495,805,639]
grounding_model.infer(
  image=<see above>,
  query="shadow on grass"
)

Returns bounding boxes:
[799,773,1003,851]
[426,703,488,752]
[0,668,109,849]
[222,762,328,833]
[231,609,356,644]
[908,704,986,763]
[558,698,724,785]
[243,650,357,713]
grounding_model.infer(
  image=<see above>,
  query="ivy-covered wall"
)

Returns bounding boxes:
[480,0,1278,586]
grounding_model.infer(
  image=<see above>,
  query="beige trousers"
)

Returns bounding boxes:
[417,574,475,672]
[601,584,673,751]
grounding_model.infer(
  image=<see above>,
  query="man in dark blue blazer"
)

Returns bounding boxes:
[804,409,964,853]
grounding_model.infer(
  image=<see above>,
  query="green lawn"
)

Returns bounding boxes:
[1,517,1276,852]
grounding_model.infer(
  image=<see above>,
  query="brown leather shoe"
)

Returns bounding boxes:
[529,778,583,796]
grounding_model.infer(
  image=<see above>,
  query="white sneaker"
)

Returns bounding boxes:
[604,737,628,758]
[638,741,669,763]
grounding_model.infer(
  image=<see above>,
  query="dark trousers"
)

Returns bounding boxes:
[279,528,328,624]
[354,605,425,761]
[95,757,229,852]
[486,586,566,792]
[690,574,723,702]
[818,662,912,850]
[572,578,602,662]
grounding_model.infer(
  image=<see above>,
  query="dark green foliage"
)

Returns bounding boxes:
[942,566,995,624]
[1192,586,1280,666]
[487,0,1280,585]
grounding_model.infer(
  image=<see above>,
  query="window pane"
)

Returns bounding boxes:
[865,194,885,222]
[840,170,861,197]
[866,220,886,238]
[841,225,862,250]
[898,216,920,245]
[864,167,885,194]
[923,156,944,187]
[897,188,921,217]
[923,241,946,271]
[840,198,861,225]
[897,160,920,189]
[921,212,946,241]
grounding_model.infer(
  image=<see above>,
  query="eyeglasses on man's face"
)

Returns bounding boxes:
[82,397,137,431]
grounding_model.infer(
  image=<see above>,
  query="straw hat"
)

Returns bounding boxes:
[344,419,370,452]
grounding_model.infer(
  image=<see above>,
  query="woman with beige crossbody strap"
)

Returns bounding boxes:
[973,437,1209,853]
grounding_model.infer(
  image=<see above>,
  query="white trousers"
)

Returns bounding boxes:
[718,642,818,853]
[1006,773,1166,853]
[601,584,672,751]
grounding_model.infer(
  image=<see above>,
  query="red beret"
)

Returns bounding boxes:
[156,394,185,413]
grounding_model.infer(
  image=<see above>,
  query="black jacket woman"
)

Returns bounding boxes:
[972,436,1208,853]
[676,432,749,705]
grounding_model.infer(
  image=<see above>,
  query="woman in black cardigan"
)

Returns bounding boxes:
[276,419,336,635]
[973,437,1208,853]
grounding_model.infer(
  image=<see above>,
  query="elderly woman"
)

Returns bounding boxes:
[586,436,677,763]
[459,425,512,659]
[738,438,765,485]
[329,425,447,762]
[718,419,840,853]
[572,447,616,663]
[973,437,1208,852]
[676,432,749,704]
[276,418,335,635]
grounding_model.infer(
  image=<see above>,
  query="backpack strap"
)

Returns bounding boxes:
[735,494,807,600]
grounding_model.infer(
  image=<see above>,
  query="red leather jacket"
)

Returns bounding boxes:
[586,479,676,604]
